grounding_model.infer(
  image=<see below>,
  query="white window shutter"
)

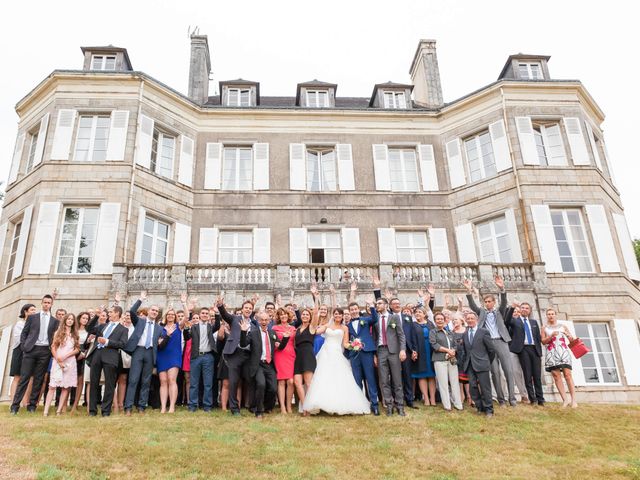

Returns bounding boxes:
[0,223,7,263]
[336,144,355,191]
[12,205,33,278]
[134,114,154,169]
[134,207,146,263]
[377,228,397,263]
[8,132,25,183]
[27,202,60,275]
[92,203,121,274]
[515,117,540,166]
[584,122,603,171]
[584,205,620,273]
[372,144,391,191]
[289,143,306,190]
[0,325,12,401]
[204,143,222,190]
[445,138,466,188]
[172,222,191,263]
[253,228,271,263]
[50,109,77,160]
[530,204,562,273]
[455,223,477,263]
[31,113,50,168]
[613,319,640,385]
[253,143,270,190]
[418,144,438,191]
[341,228,361,263]
[428,227,450,263]
[489,120,511,172]
[504,208,524,263]
[105,110,129,160]
[562,321,586,386]
[198,227,219,264]
[563,117,590,166]
[178,136,194,187]
[544,125,568,166]
[613,213,640,281]
[289,228,308,263]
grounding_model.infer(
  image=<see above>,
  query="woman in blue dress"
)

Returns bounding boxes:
[157,308,183,413]
[409,307,437,406]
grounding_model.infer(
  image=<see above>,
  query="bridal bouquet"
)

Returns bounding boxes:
[348,339,365,351]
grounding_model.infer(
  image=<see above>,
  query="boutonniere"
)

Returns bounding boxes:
[271,333,277,341]
[390,321,397,329]
[359,320,365,326]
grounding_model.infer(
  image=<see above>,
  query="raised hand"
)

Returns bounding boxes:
[372,274,381,289]
[251,293,260,305]
[417,288,425,299]
[329,284,336,295]
[310,283,319,298]
[462,278,473,293]
[180,292,188,304]
[366,294,375,307]
[140,290,148,302]
[350,281,358,293]
[427,283,436,297]
[384,287,393,300]
[215,294,224,307]
[114,292,121,304]
[444,294,452,308]
[495,275,505,290]
[52,287,59,300]
[239,318,250,332]
[275,293,283,308]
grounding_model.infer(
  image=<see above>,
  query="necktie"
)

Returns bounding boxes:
[144,321,153,349]
[381,315,388,346]
[523,318,533,345]
[98,322,116,349]
[263,330,271,363]
[469,328,475,343]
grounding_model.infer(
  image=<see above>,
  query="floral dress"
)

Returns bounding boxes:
[544,325,572,372]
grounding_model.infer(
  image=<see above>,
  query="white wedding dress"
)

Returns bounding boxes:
[303,327,370,415]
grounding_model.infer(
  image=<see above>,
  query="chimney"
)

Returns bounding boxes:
[188,34,212,104]
[409,39,444,109]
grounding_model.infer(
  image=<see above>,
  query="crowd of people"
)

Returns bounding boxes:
[7,276,579,419]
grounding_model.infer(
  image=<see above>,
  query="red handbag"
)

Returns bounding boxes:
[568,337,590,359]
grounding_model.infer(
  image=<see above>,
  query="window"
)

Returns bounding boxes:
[226,89,251,107]
[518,62,543,80]
[306,148,337,191]
[551,209,593,273]
[574,323,620,384]
[476,216,512,263]
[151,129,175,179]
[388,148,419,192]
[533,123,565,165]
[218,231,252,263]
[383,91,407,109]
[395,231,429,262]
[74,115,110,161]
[91,55,116,70]
[141,216,169,264]
[25,128,39,173]
[306,90,329,108]
[222,147,252,190]
[56,207,99,274]
[464,131,497,182]
[308,231,341,263]
[5,222,23,283]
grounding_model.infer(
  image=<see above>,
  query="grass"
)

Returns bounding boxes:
[1,403,639,479]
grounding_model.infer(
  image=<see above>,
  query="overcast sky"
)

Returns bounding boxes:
[1,0,638,236]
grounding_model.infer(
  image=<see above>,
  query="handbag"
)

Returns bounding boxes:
[568,337,590,359]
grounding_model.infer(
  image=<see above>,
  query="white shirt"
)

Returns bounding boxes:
[378,313,388,347]
[259,328,270,361]
[11,320,25,350]
[352,318,359,335]
[137,319,155,348]
[522,317,534,345]
[198,322,212,353]
[35,311,50,346]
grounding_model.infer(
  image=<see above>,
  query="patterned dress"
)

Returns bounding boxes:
[544,325,572,372]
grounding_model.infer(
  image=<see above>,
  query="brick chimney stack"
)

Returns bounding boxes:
[409,39,444,109]
[188,34,212,104]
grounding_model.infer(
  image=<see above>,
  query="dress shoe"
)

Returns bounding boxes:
[396,406,406,417]
[89,412,97,417]
[371,405,380,416]
[485,411,494,418]
[27,406,36,413]
[102,413,110,417]
[386,405,393,416]
[407,401,418,409]
[10,407,18,415]
[510,400,518,407]
[203,408,212,413]
[537,402,545,407]
[231,410,241,416]
[188,407,197,413]
[255,412,264,419]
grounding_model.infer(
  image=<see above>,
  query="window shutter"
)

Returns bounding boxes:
[584,122,603,171]
[27,202,60,275]
[0,223,7,263]
[377,228,397,263]
[134,207,146,263]
[613,319,640,386]
[585,205,620,273]
[445,138,466,188]
[489,120,511,172]
[134,114,154,169]
[515,117,539,166]
[543,125,568,166]
[398,93,407,109]
[504,208,524,263]
[198,227,219,264]
[455,223,477,263]
[204,143,222,190]
[178,136,194,187]
[173,222,191,263]
[428,227,450,263]
[372,144,391,191]
[105,110,129,160]
[0,325,12,401]
[50,109,77,160]
[253,228,271,263]
[336,144,355,191]
[530,205,562,273]
[341,228,361,263]
[289,228,308,263]
[612,213,640,281]
[289,143,306,190]
[562,321,586,386]
[92,203,121,274]
[31,113,50,168]
[418,144,438,191]
[8,132,25,184]
[563,117,590,166]
[253,143,270,190]
[11,205,33,278]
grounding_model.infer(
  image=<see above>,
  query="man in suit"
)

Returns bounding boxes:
[505,302,545,406]
[461,311,496,417]
[10,294,59,414]
[373,297,407,416]
[85,305,129,416]
[124,291,167,415]
[240,310,289,418]
[464,276,517,407]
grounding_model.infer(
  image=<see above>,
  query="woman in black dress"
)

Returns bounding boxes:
[9,304,36,404]
[293,308,316,412]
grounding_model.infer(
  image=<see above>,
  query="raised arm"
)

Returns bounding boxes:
[216,295,234,325]
[130,291,146,327]
[372,274,382,300]
[463,279,481,315]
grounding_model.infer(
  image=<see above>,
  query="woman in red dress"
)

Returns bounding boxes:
[273,308,296,414]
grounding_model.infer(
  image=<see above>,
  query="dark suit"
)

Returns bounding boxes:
[505,313,545,404]
[183,319,219,411]
[372,310,406,410]
[461,326,496,414]
[347,307,379,408]
[10,312,59,412]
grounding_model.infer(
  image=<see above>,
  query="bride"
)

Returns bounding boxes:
[302,307,370,415]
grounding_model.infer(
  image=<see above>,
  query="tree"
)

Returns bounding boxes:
[634,239,640,267]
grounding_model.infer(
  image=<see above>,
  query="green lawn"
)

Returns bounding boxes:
[1,403,639,480]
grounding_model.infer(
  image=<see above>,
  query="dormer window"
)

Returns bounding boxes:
[306,90,329,108]
[383,91,407,109]
[227,88,251,107]
[91,55,117,70]
[219,80,259,107]
[518,62,543,80]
